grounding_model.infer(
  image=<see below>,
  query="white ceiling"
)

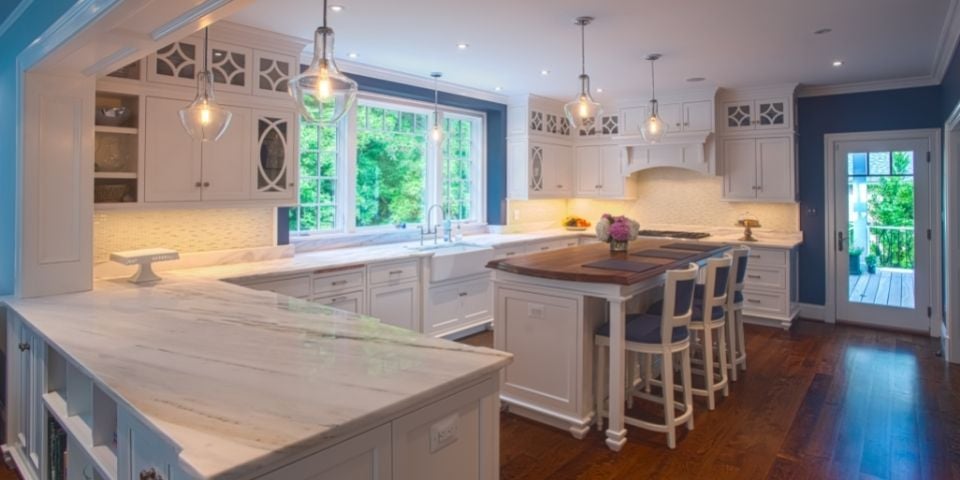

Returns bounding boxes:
[229,0,955,102]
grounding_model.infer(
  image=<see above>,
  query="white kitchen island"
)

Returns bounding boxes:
[2,273,511,479]
[487,239,730,451]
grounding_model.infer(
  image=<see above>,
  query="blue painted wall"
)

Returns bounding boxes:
[796,87,942,305]
[942,41,960,122]
[0,0,78,295]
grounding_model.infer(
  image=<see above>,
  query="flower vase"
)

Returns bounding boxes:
[610,239,628,253]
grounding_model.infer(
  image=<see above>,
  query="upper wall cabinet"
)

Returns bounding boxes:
[254,50,297,98]
[619,99,714,138]
[507,139,573,199]
[721,96,793,133]
[208,42,253,94]
[147,40,201,87]
[253,111,296,199]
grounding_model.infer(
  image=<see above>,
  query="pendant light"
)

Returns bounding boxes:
[563,16,603,130]
[640,53,668,143]
[178,28,232,142]
[289,0,358,125]
[430,72,445,145]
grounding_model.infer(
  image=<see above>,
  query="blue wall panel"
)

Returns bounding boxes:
[0,0,78,295]
[796,86,941,305]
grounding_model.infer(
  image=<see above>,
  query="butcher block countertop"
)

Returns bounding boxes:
[487,239,731,285]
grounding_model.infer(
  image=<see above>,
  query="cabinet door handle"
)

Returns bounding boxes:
[540,246,549,251]
[18,342,29,352]
[140,468,164,480]
[505,252,516,257]
[289,182,295,187]
[331,280,348,286]
[747,274,762,280]
[747,299,762,304]
[458,292,468,297]
[328,297,345,303]
[556,184,563,188]
[749,255,762,260]
[389,270,404,275]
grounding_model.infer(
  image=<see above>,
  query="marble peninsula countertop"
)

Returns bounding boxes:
[2,275,512,478]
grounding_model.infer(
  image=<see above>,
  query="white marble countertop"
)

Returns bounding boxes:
[3,276,511,478]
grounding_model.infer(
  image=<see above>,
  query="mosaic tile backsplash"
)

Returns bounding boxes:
[94,208,276,263]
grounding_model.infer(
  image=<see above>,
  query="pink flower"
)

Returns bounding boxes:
[609,221,631,241]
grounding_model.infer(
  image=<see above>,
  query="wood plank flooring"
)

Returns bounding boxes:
[849,270,915,308]
[460,320,960,479]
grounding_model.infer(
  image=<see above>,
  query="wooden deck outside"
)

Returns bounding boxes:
[849,268,915,308]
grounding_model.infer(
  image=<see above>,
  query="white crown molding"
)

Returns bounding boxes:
[0,0,33,38]
[331,58,509,105]
[797,75,938,98]
[934,0,960,83]
[209,21,308,54]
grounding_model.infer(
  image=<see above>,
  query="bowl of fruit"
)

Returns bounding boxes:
[563,216,591,231]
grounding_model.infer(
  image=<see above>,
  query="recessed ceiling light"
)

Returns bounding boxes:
[686,77,706,83]
[540,69,550,76]
[330,4,344,12]
[814,28,832,35]
[832,59,844,67]
[595,87,604,93]
[494,86,503,92]
[348,52,358,59]
[457,43,469,50]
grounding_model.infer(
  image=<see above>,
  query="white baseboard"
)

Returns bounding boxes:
[798,303,826,321]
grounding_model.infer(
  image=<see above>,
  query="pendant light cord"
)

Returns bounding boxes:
[580,22,586,76]
[203,28,209,72]
[650,59,656,100]
[322,0,328,29]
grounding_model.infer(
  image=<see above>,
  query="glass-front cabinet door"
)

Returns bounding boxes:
[253,110,296,200]
[755,98,788,129]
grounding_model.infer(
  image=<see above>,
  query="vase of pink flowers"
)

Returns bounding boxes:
[595,214,640,253]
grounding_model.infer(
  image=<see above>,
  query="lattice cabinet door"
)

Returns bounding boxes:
[529,145,544,192]
[252,110,297,200]
[724,101,754,131]
[755,98,789,130]
[207,42,252,94]
[147,39,202,87]
[254,50,297,99]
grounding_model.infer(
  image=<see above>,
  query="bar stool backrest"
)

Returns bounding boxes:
[660,263,700,345]
[728,246,751,306]
[700,255,733,325]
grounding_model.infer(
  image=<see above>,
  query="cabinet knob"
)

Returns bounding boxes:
[684,122,690,127]
[458,292,468,297]
[556,184,563,188]
[139,468,164,480]
[203,181,210,188]
[675,123,681,127]
[289,182,295,187]
[17,342,29,352]
[195,181,202,188]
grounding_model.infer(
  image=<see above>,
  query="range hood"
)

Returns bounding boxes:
[613,131,716,176]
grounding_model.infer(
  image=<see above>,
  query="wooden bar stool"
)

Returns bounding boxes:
[594,263,699,449]
[647,256,732,410]
[726,247,750,381]
[688,256,732,410]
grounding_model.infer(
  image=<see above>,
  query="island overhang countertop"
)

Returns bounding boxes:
[487,239,732,285]
[2,274,512,479]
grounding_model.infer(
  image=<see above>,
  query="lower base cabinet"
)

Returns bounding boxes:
[258,377,500,480]
[313,290,365,314]
[425,275,493,337]
[369,281,420,330]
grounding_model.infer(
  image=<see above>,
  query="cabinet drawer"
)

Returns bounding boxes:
[313,269,365,296]
[493,245,525,260]
[743,266,786,290]
[368,259,419,285]
[746,248,787,268]
[742,289,788,316]
[312,290,365,314]
[528,238,575,253]
[242,274,312,298]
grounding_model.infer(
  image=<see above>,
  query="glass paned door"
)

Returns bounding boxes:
[834,137,932,332]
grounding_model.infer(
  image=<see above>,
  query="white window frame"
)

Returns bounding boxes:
[290,115,347,235]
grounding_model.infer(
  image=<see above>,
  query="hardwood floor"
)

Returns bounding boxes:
[460,320,960,479]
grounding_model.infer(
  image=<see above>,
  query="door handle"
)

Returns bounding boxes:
[837,231,845,252]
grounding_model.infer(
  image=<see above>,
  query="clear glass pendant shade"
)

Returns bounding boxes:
[431,121,445,144]
[640,99,668,143]
[564,74,603,129]
[289,26,358,125]
[429,72,445,146]
[179,71,233,142]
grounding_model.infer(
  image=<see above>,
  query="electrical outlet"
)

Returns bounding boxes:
[429,414,460,453]
[527,303,544,318]
[513,209,521,221]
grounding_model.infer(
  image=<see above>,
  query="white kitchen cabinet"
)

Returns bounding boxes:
[425,275,492,337]
[369,282,420,331]
[147,39,202,87]
[261,424,393,480]
[740,246,799,330]
[207,41,253,95]
[233,273,312,298]
[619,100,714,137]
[574,145,635,198]
[7,314,43,479]
[721,136,795,202]
[682,100,714,132]
[618,106,648,137]
[252,110,297,200]
[659,102,683,132]
[722,97,791,133]
[201,106,252,200]
[145,97,266,203]
[507,139,574,199]
[313,291,365,314]
[253,49,298,98]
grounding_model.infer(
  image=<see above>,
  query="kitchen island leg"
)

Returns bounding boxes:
[605,297,628,452]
